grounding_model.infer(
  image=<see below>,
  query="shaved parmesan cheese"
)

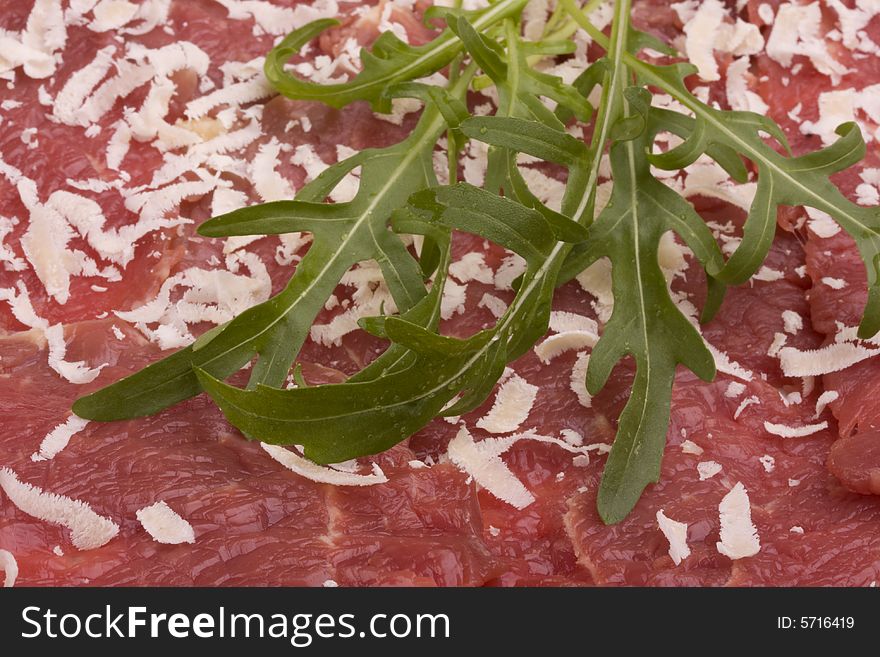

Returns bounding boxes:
[449,252,493,284]
[806,208,841,237]
[549,311,598,334]
[106,120,131,170]
[126,179,216,222]
[569,351,592,408]
[656,510,691,565]
[697,460,723,481]
[534,329,599,364]
[449,425,594,508]
[680,439,703,455]
[136,501,196,544]
[89,0,139,32]
[725,56,769,114]
[477,293,507,318]
[518,166,565,212]
[440,279,467,320]
[31,415,89,462]
[753,266,785,282]
[0,216,26,272]
[0,0,67,79]
[45,324,107,384]
[447,428,531,509]
[215,0,340,36]
[476,374,538,434]
[766,2,850,84]
[801,89,858,145]
[767,332,787,357]
[681,160,757,213]
[185,75,273,119]
[779,342,880,376]
[261,443,388,486]
[575,258,614,322]
[493,254,527,291]
[763,420,828,438]
[707,342,755,381]
[251,137,295,202]
[759,454,775,473]
[782,310,803,334]
[716,482,760,560]
[725,381,746,398]
[560,429,584,446]
[815,390,839,417]
[116,254,271,349]
[821,276,847,289]
[734,395,760,420]
[0,281,48,330]
[0,549,17,587]
[678,0,763,81]
[18,180,79,304]
[0,467,119,550]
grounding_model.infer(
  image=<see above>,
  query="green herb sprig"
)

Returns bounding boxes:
[74,0,880,523]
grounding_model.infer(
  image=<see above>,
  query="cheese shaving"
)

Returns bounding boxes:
[806,208,842,237]
[782,310,803,334]
[656,510,691,565]
[534,330,599,364]
[136,501,196,544]
[31,415,89,462]
[766,1,851,84]
[734,395,760,420]
[763,420,828,438]
[814,390,839,417]
[569,351,592,408]
[716,482,761,560]
[697,460,723,481]
[449,252,494,284]
[477,293,507,318]
[493,254,527,291]
[549,311,598,334]
[759,454,775,473]
[261,443,388,486]
[680,439,703,455]
[447,426,592,510]
[0,549,18,587]
[476,373,538,434]
[0,467,119,550]
[88,0,139,32]
[779,342,880,376]
[680,0,764,80]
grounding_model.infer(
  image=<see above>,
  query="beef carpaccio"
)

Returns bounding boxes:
[1,0,880,587]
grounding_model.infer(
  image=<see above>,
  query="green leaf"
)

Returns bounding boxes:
[628,58,880,337]
[73,74,473,422]
[194,114,591,463]
[264,0,529,112]
[584,122,723,524]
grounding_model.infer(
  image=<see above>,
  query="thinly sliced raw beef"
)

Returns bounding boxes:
[3,0,880,587]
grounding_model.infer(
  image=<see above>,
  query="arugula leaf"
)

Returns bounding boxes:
[72,74,473,422]
[626,58,880,338]
[194,116,591,463]
[74,0,880,529]
[264,0,528,112]
[195,182,586,463]
[581,90,724,524]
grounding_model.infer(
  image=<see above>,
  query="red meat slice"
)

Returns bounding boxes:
[0,322,501,586]
[564,231,880,586]
[5,0,880,588]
